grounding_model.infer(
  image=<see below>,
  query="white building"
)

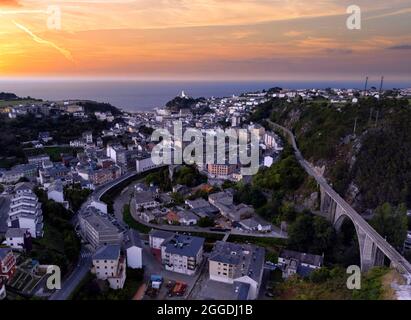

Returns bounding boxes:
[92,245,127,290]
[7,183,43,238]
[209,241,265,300]
[160,234,204,275]
[124,230,143,269]
[5,228,30,250]
[136,156,162,173]
[47,180,67,208]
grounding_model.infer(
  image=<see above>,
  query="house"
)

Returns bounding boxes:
[278,249,323,279]
[47,180,68,208]
[92,245,126,290]
[5,228,32,251]
[7,183,44,238]
[208,241,265,300]
[78,207,125,249]
[134,191,159,210]
[0,248,17,281]
[161,234,205,275]
[124,230,143,269]
[166,210,199,226]
[239,217,272,233]
[208,191,233,207]
[148,230,174,261]
[178,210,199,226]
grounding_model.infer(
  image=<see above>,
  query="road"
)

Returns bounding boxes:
[129,197,286,239]
[268,120,411,276]
[48,171,144,300]
[49,248,93,300]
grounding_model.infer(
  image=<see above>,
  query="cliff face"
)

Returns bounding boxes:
[255,97,411,213]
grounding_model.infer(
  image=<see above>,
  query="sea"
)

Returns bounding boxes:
[0,79,409,113]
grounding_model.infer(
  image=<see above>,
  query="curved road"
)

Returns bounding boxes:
[268,120,411,276]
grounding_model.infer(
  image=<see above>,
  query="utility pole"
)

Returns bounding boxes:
[353,117,358,136]
[379,76,384,94]
[375,110,379,128]
[364,76,369,96]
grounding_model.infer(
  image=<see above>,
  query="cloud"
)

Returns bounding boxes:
[388,44,411,50]
[0,0,20,6]
[12,21,74,62]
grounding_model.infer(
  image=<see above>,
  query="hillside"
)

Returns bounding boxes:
[251,97,411,213]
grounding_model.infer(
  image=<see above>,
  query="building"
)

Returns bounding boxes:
[209,241,265,300]
[0,248,17,281]
[88,200,108,214]
[78,207,124,249]
[134,191,159,210]
[5,228,32,251]
[47,180,68,208]
[92,245,126,290]
[149,230,174,261]
[7,183,44,238]
[0,278,6,300]
[124,230,143,269]
[82,131,93,144]
[136,156,163,173]
[207,163,237,178]
[239,217,272,233]
[264,132,283,151]
[161,234,204,275]
[28,154,51,167]
[278,249,323,279]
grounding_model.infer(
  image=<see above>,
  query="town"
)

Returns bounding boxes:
[1,85,411,300]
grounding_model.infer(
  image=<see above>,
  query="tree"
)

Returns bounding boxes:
[370,203,408,249]
[0,184,4,194]
[198,217,215,228]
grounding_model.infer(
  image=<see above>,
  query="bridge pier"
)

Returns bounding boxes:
[320,186,386,272]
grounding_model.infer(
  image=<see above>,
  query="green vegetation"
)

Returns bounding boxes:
[78,100,122,116]
[71,268,144,300]
[251,97,411,212]
[123,204,151,233]
[145,167,172,192]
[271,266,391,300]
[64,184,93,212]
[0,113,111,169]
[173,165,207,187]
[370,203,408,249]
[31,188,81,275]
[287,213,335,255]
[0,184,4,193]
[198,216,215,228]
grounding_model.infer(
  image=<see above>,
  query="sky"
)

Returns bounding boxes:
[0,0,410,80]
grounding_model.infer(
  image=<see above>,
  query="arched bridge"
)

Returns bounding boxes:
[268,120,411,278]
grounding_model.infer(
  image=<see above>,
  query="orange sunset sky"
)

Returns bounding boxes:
[0,0,410,80]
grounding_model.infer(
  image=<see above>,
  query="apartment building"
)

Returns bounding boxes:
[92,245,126,290]
[161,234,205,275]
[278,249,323,279]
[78,207,124,249]
[209,241,265,300]
[7,183,44,238]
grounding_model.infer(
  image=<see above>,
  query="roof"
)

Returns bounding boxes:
[14,182,34,193]
[210,241,265,282]
[185,198,210,209]
[279,249,323,267]
[0,248,12,260]
[5,228,28,238]
[134,191,156,204]
[162,234,205,257]
[93,245,121,260]
[149,229,174,240]
[124,229,143,249]
[48,180,64,193]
